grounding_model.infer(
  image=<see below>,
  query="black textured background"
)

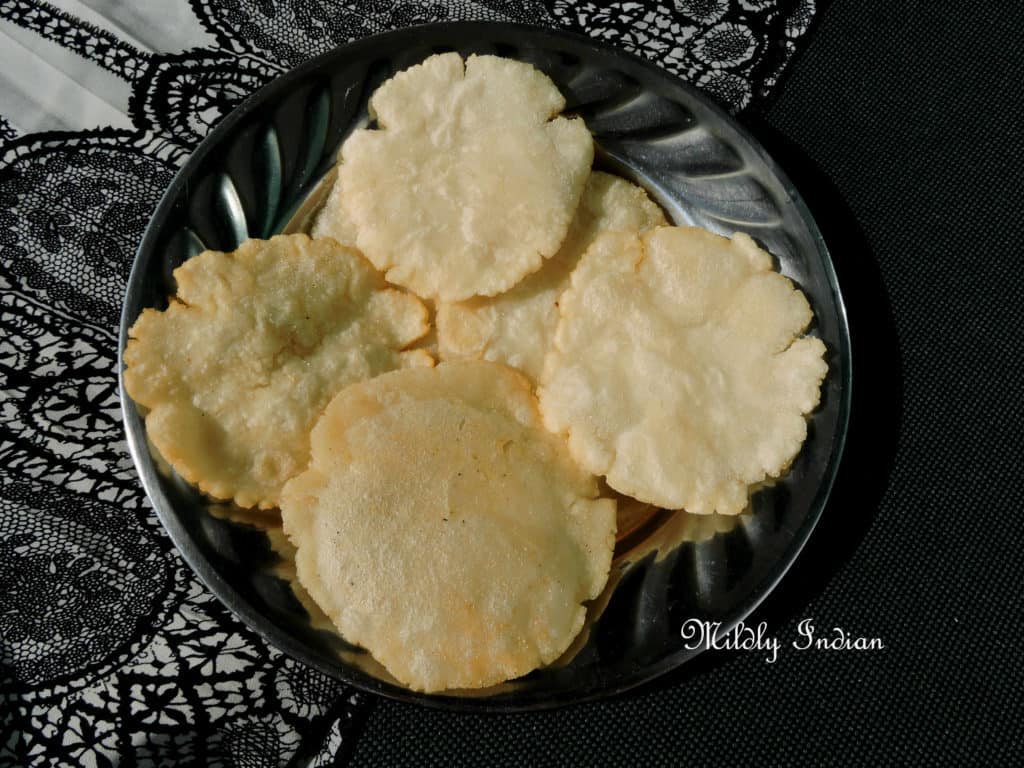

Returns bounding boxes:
[349,1,1024,764]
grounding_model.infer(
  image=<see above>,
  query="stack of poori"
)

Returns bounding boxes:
[124,53,827,692]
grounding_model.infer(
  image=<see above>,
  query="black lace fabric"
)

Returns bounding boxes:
[0,1,818,764]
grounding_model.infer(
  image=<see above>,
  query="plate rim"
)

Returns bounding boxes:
[118,20,853,712]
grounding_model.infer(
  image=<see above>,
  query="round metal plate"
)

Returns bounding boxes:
[119,22,851,711]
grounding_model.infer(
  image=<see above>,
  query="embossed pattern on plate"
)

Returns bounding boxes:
[119,23,851,711]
